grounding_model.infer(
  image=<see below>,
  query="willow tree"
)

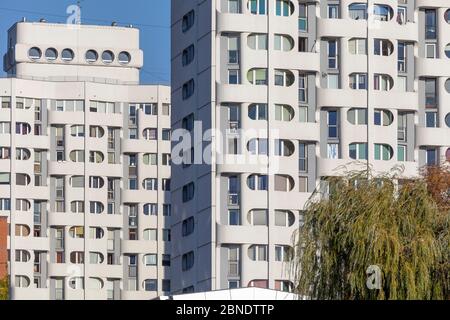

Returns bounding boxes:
[293,166,449,300]
[0,277,7,300]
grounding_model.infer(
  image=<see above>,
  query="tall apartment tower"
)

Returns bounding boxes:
[0,217,6,280]
[171,0,450,294]
[0,21,172,300]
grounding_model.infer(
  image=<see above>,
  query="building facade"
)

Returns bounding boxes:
[0,21,172,300]
[0,217,6,280]
[170,0,450,294]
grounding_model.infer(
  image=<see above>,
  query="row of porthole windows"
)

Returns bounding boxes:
[28,47,131,64]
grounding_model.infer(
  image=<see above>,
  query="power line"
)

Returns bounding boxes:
[141,68,170,83]
[0,6,170,29]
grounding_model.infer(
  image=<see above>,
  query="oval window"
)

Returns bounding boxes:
[28,47,42,60]
[118,51,131,64]
[45,48,58,61]
[102,50,115,64]
[62,48,75,61]
[85,50,98,63]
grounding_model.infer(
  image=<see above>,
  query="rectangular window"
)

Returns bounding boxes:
[129,128,137,140]
[425,9,437,40]
[299,177,308,193]
[162,229,171,242]
[298,3,307,31]
[328,5,339,18]
[426,148,437,166]
[327,40,338,69]
[350,73,367,90]
[299,106,308,123]
[298,37,307,52]
[299,143,308,172]
[228,0,240,13]
[349,3,367,20]
[426,112,438,128]
[397,6,407,25]
[163,204,171,216]
[397,76,407,92]
[349,38,367,55]
[298,73,307,103]
[327,143,339,159]
[249,0,266,15]
[398,145,406,162]
[398,42,406,72]
[228,35,239,63]
[162,103,170,116]
[228,69,240,84]
[143,103,157,115]
[426,43,436,59]
[425,78,437,108]
[228,210,240,226]
[162,254,171,267]
[327,110,339,138]
[397,112,407,142]
[327,74,339,89]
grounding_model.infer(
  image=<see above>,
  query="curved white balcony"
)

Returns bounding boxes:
[318,18,367,38]
[121,240,157,254]
[217,12,267,34]
[271,121,320,142]
[217,84,267,103]
[271,51,320,72]
[416,58,450,78]
[317,88,367,108]
[216,224,268,245]
[371,91,418,111]
[415,127,450,147]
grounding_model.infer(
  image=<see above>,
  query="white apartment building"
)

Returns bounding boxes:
[0,21,172,300]
[170,0,450,294]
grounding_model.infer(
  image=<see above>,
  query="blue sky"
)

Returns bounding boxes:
[0,0,170,84]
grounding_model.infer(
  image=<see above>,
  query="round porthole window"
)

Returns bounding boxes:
[118,51,131,64]
[28,47,42,60]
[445,113,450,128]
[85,50,98,63]
[45,48,58,61]
[102,50,114,64]
[445,9,450,24]
[61,48,75,62]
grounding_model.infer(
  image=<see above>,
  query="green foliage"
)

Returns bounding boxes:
[0,276,8,300]
[293,168,449,300]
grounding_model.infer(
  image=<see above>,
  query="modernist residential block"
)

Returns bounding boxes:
[170,0,450,294]
[0,217,6,280]
[0,21,172,300]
